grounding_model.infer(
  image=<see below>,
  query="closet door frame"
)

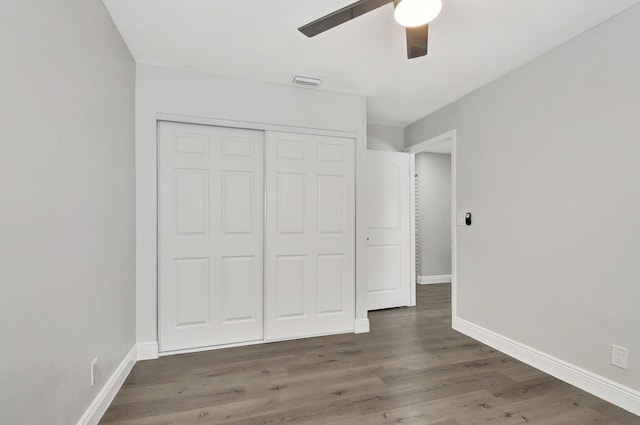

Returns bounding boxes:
[154,115,361,356]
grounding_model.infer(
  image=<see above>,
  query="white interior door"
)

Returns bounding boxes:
[265,132,355,340]
[367,150,411,310]
[158,122,264,352]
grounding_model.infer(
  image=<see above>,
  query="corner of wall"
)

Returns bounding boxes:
[75,340,162,425]
[75,345,137,425]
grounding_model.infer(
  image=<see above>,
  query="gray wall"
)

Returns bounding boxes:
[368,123,404,151]
[0,1,136,424]
[416,153,452,277]
[405,5,640,391]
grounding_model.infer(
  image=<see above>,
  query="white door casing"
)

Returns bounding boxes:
[265,132,355,340]
[366,150,411,310]
[158,122,264,352]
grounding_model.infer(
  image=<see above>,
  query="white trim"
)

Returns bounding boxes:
[264,328,356,343]
[418,274,452,285]
[160,327,359,356]
[405,130,457,318]
[453,317,640,416]
[161,339,266,356]
[451,133,457,320]
[404,130,456,154]
[354,318,370,334]
[75,345,137,425]
[156,113,357,140]
[137,341,159,360]
[409,157,417,307]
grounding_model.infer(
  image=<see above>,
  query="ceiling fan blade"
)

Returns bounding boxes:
[299,0,392,37]
[406,24,429,59]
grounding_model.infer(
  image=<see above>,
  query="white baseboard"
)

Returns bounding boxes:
[453,317,640,416]
[418,274,452,285]
[76,345,137,425]
[161,328,357,356]
[137,341,159,360]
[354,318,370,334]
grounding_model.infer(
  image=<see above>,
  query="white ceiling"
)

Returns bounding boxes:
[103,0,640,127]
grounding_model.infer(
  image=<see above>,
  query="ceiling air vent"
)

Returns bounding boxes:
[292,75,322,87]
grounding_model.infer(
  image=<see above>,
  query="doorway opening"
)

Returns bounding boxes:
[405,130,457,316]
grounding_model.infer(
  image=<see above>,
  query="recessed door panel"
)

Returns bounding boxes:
[368,163,401,229]
[276,256,306,319]
[277,173,306,234]
[278,140,307,160]
[159,122,264,352]
[175,258,210,327]
[317,254,344,315]
[367,245,401,293]
[174,133,209,157]
[175,170,208,236]
[222,171,254,235]
[222,137,255,160]
[221,256,255,323]
[318,143,344,163]
[318,175,344,235]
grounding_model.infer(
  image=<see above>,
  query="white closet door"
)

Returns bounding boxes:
[158,122,264,352]
[265,132,355,340]
[366,150,411,310]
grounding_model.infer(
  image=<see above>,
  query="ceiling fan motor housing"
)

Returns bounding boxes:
[393,0,443,28]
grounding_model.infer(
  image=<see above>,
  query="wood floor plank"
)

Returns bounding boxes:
[99,284,640,425]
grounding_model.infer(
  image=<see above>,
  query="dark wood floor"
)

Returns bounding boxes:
[100,284,640,425]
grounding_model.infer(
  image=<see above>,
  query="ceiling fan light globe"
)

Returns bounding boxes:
[394,0,442,27]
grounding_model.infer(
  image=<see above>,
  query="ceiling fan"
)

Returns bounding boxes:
[298,0,443,59]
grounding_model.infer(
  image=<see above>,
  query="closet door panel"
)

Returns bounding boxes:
[159,122,264,352]
[265,132,355,340]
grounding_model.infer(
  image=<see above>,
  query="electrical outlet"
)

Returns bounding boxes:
[611,345,628,369]
[91,357,99,386]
